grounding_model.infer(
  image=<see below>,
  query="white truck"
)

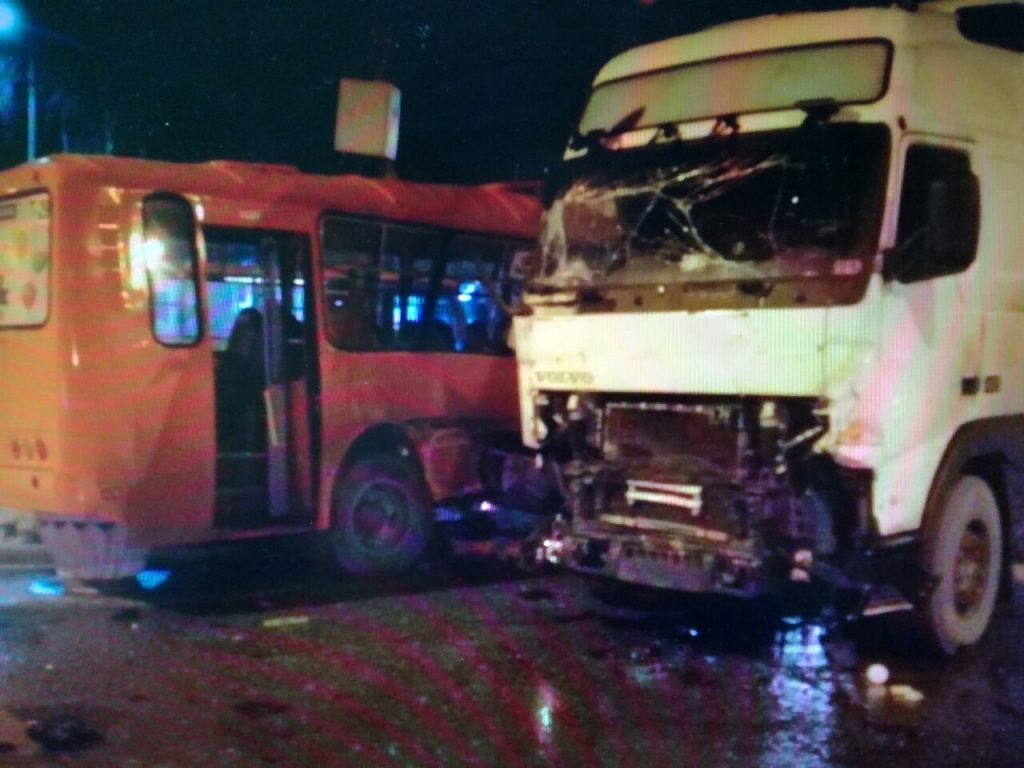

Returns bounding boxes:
[516,0,1024,653]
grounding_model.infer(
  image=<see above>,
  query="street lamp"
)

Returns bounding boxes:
[0,1,35,161]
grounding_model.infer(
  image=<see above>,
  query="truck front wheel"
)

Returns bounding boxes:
[920,475,1003,655]
[330,455,433,575]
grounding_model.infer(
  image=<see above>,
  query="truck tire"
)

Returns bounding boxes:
[920,475,1003,655]
[330,455,433,575]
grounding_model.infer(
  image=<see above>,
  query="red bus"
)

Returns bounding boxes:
[0,154,540,578]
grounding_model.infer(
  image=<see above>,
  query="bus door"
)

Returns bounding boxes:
[205,227,316,528]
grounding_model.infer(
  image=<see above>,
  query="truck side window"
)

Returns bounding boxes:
[889,145,980,284]
[142,194,201,345]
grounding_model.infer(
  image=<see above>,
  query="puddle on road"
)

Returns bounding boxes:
[528,578,958,765]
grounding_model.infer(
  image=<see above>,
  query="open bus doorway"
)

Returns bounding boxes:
[206,228,318,530]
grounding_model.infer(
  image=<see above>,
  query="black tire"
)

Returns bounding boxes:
[920,475,1003,655]
[330,455,433,575]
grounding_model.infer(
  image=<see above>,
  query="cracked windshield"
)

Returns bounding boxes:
[537,122,890,301]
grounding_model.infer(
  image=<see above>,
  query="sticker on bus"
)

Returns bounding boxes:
[0,192,49,328]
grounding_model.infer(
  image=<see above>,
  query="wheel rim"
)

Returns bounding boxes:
[952,519,991,617]
[351,483,411,554]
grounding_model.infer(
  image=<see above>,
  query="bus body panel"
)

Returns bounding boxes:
[0,325,61,516]
[28,180,220,557]
[317,349,520,520]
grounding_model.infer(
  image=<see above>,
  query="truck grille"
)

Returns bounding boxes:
[624,479,703,516]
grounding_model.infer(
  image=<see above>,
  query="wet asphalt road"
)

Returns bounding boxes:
[1,536,1024,768]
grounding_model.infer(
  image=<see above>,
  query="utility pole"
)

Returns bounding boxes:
[25,53,33,159]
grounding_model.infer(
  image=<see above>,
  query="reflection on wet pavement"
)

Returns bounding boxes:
[1,543,1024,766]
[767,623,835,767]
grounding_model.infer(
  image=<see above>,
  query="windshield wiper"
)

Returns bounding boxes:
[569,107,646,153]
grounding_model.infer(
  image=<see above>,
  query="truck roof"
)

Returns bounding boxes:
[592,2,991,87]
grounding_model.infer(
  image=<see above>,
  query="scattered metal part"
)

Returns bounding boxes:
[889,684,925,705]
[518,586,555,602]
[25,713,103,752]
[262,615,310,629]
[110,607,144,623]
[233,699,291,718]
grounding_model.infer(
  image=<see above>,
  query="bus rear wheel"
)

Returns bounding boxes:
[330,455,433,575]
[919,474,1003,655]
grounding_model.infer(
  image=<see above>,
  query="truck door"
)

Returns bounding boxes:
[886,136,984,420]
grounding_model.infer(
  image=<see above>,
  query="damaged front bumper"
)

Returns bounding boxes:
[546,516,772,597]
[531,392,928,617]
[542,514,923,620]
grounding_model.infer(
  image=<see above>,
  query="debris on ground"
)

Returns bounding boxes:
[0,709,31,752]
[518,586,555,602]
[233,699,291,718]
[64,580,100,597]
[111,607,144,623]
[25,713,103,752]
[866,663,890,685]
[890,684,925,705]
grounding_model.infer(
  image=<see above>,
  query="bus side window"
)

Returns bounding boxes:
[321,217,383,351]
[381,226,444,351]
[446,236,526,355]
[142,194,201,345]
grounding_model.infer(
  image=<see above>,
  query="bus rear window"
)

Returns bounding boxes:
[0,192,50,329]
[142,194,201,346]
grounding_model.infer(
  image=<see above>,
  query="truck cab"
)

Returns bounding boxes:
[517,0,1024,653]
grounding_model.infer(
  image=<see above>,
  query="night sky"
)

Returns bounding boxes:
[9,0,880,183]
